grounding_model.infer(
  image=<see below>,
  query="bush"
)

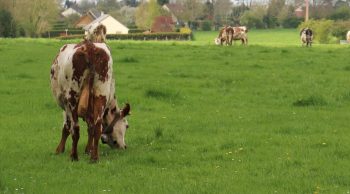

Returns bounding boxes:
[128,29,145,33]
[282,17,303,28]
[329,6,350,20]
[180,27,191,34]
[107,32,191,41]
[201,20,212,31]
[299,19,334,43]
[57,32,192,41]
[331,20,350,40]
[0,9,16,37]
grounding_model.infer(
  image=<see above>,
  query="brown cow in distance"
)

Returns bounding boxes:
[50,25,130,162]
[215,26,248,46]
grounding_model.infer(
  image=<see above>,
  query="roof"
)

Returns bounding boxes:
[83,14,110,31]
[88,9,102,19]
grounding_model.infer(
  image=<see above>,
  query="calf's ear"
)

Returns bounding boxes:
[121,103,130,117]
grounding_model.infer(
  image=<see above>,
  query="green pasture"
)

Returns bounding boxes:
[1,29,350,193]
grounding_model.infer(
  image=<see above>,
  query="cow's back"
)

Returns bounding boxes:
[50,42,114,111]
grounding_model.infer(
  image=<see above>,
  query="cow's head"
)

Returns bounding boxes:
[101,102,130,149]
[214,38,221,45]
[86,24,107,43]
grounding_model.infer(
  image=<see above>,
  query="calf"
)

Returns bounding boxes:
[300,28,313,47]
[50,40,130,162]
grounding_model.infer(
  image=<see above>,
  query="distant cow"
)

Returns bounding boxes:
[347,30,350,42]
[215,26,232,46]
[231,26,248,45]
[50,26,130,162]
[300,28,313,47]
[215,26,248,46]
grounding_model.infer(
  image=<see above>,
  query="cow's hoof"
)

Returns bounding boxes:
[90,158,99,163]
[84,148,92,155]
[70,154,79,161]
[55,146,65,154]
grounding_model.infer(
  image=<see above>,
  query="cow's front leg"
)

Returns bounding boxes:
[70,111,80,161]
[56,112,70,154]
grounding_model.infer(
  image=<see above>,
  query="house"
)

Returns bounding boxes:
[61,4,82,18]
[162,3,184,25]
[151,16,175,32]
[83,14,129,35]
[295,6,304,18]
[75,9,103,28]
[61,7,82,17]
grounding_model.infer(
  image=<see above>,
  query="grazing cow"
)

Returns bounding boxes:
[215,26,232,46]
[215,26,248,46]
[50,27,130,162]
[231,26,248,45]
[300,28,313,47]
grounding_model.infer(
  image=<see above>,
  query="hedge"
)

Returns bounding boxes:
[42,29,84,38]
[106,32,192,41]
[55,32,192,41]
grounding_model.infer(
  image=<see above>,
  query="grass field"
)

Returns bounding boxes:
[1,29,350,193]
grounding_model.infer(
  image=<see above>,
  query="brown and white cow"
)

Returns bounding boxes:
[300,28,313,47]
[215,26,248,46]
[50,38,130,162]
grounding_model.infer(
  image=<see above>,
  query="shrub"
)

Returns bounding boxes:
[331,20,350,40]
[0,9,17,37]
[329,6,350,21]
[179,27,191,34]
[201,20,212,31]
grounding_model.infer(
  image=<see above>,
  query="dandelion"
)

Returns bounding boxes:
[322,142,327,145]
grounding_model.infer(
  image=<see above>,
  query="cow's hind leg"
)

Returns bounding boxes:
[90,96,107,162]
[56,112,71,154]
[70,111,80,161]
[85,125,94,154]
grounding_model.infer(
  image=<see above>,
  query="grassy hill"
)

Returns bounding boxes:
[0,30,350,193]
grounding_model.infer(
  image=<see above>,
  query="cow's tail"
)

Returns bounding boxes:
[77,41,96,120]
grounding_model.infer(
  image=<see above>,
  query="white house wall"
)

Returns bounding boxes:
[101,17,129,34]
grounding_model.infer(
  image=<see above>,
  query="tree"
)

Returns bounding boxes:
[213,0,232,25]
[231,4,249,25]
[240,6,266,28]
[96,0,121,13]
[178,0,204,23]
[110,6,137,27]
[157,0,169,5]
[124,0,138,7]
[135,0,163,29]
[264,0,286,27]
[79,0,96,12]
[329,6,350,20]
[13,0,59,37]
[0,9,16,37]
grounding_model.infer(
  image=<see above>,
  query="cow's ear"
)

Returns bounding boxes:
[121,103,130,117]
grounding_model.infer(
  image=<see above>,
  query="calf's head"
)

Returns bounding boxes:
[101,103,130,149]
